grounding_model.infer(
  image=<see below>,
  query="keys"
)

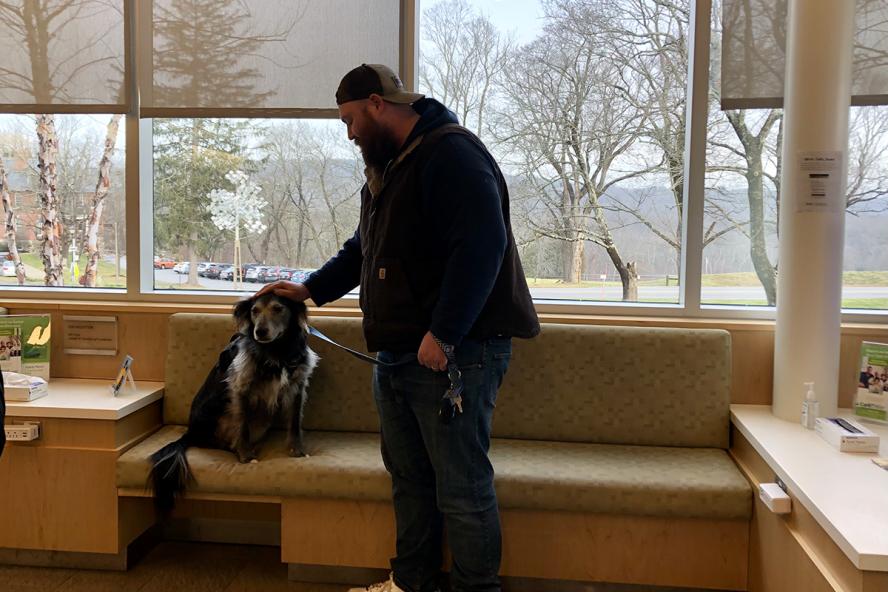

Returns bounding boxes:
[439,364,464,424]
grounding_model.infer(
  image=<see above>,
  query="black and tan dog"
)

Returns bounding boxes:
[149,293,317,509]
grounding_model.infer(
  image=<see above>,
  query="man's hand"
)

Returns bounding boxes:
[418,331,448,372]
[254,280,311,303]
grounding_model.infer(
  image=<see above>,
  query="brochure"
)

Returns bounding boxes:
[855,341,888,423]
[0,315,51,381]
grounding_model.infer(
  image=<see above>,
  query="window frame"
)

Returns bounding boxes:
[1,0,887,326]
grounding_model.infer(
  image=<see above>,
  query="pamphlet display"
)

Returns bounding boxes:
[855,341,888,424]
[0,315,51,381]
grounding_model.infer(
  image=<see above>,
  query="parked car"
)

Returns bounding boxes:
[173,262,190,274]
[1,260,16,277]
[282,268,311,283]
[258,266,283,283]
[218,265,236,281]
[204,263,225,279]
[244,265,262,283]
[197,262,211,277]
[241,263,261,280]
[153,257,176,269]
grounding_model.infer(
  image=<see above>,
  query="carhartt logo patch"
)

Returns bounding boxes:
[379,267,386,280]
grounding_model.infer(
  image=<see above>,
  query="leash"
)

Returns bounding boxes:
[307,326,416,367]
[307,325,464,423]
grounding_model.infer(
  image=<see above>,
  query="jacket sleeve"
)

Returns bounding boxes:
[303,228,362,306]
[423,135,507,346]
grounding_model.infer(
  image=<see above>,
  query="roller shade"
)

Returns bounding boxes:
[0,0,126,112]
[720,0,888,110]
[141,0,401,117]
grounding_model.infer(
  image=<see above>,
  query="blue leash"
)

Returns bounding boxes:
[307,326,416,367]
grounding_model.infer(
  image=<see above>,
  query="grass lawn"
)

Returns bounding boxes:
[0,253,126,288]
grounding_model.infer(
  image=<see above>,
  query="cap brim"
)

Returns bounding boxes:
[383,91,425,104]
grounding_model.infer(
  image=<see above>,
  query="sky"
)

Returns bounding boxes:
[421,0,545,44]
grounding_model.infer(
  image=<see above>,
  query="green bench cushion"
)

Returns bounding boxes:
[117,426,750,520]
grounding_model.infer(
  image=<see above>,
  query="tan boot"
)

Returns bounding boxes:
[346,573,406,592]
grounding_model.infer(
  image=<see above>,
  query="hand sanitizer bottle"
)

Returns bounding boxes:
[801,382,819,429]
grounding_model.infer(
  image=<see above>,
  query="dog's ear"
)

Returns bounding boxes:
[233,298,253,334]
[283,298,308,331]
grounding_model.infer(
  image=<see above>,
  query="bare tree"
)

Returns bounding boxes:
[602,0,694,276]
[255,122,362,268]
[420,0,513,139]
[0,158,26,283]
[80,113,122,286]
[496,1,654,299]
[35,114,62,285]
[846,106,888,213]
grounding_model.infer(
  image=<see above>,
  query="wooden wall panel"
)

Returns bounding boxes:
[5,301,888,406]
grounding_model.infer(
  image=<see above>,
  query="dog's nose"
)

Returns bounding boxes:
[255,327,269,339]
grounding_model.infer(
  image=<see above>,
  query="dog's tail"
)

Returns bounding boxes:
[148,432,195,511]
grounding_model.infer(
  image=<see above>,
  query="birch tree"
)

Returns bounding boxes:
[79,113,122,286]
[0,158,25,283]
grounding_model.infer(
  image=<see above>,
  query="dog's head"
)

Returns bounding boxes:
[234,293,308,344]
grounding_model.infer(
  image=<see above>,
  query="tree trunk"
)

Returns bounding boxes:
[0,160,26,284]
[604,243,639,302]
[746,153,777,305]
[187,230,199,285]
[560,236,573,282]
[80,114,122,287]
[36,115,62,286]
[571,237,584,283]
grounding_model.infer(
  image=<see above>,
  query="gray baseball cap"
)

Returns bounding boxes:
[335,64,424,106]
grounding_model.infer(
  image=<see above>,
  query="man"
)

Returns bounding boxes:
[259,63,539,592]
[861,365,875,388]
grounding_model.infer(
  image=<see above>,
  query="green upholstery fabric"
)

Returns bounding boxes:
[162,315,731,448]
[496,324,732,448]
[134,313,748,521]
[117,426,751,520]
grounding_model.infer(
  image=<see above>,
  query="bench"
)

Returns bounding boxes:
[117,314,751,589]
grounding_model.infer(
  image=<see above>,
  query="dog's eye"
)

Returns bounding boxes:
[271,304,283,313]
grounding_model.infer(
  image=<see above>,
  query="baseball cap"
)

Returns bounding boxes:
[335,64,425,106]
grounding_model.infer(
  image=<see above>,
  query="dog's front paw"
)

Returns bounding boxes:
[237,450,258,464]
[288,446,308,458]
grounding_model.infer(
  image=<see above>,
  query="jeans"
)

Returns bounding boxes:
[374,337,512,592]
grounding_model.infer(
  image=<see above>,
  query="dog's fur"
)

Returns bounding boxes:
[149,294,318,510]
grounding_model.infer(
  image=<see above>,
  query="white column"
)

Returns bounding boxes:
[772,0,855,421]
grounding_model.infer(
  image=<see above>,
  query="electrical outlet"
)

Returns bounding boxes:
[4,422,40,442]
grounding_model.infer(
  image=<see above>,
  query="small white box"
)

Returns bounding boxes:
[759,482,792,514]
[4,381,48,402]
[815,417,881,453]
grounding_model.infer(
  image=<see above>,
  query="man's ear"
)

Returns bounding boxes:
[367,94,385,114]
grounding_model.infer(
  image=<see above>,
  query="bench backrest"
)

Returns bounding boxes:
[164,314,731,449]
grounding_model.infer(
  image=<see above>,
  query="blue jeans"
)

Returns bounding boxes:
[374,337,512,592]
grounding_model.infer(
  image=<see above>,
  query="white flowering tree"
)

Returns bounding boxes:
[207,170,267,289]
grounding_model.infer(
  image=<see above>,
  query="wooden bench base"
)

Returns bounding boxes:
[281,498,749,590]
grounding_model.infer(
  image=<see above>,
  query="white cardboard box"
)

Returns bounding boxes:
[815,417,881,453]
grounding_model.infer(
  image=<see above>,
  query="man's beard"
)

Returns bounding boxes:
[357,118,401,178]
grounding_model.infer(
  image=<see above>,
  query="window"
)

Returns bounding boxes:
[0,114,126,289]
[418,0,690,304]
[705,0,888,310]
[151,118,361,291]
[0,0,885,320]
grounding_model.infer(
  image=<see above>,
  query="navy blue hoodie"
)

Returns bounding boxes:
[304,98,538,349]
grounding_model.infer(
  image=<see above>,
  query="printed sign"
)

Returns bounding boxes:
[0,315,51,380]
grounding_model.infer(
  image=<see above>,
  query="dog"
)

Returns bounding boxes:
[149,293,318,510]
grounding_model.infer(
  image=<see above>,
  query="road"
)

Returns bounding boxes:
[152,270,888,303]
